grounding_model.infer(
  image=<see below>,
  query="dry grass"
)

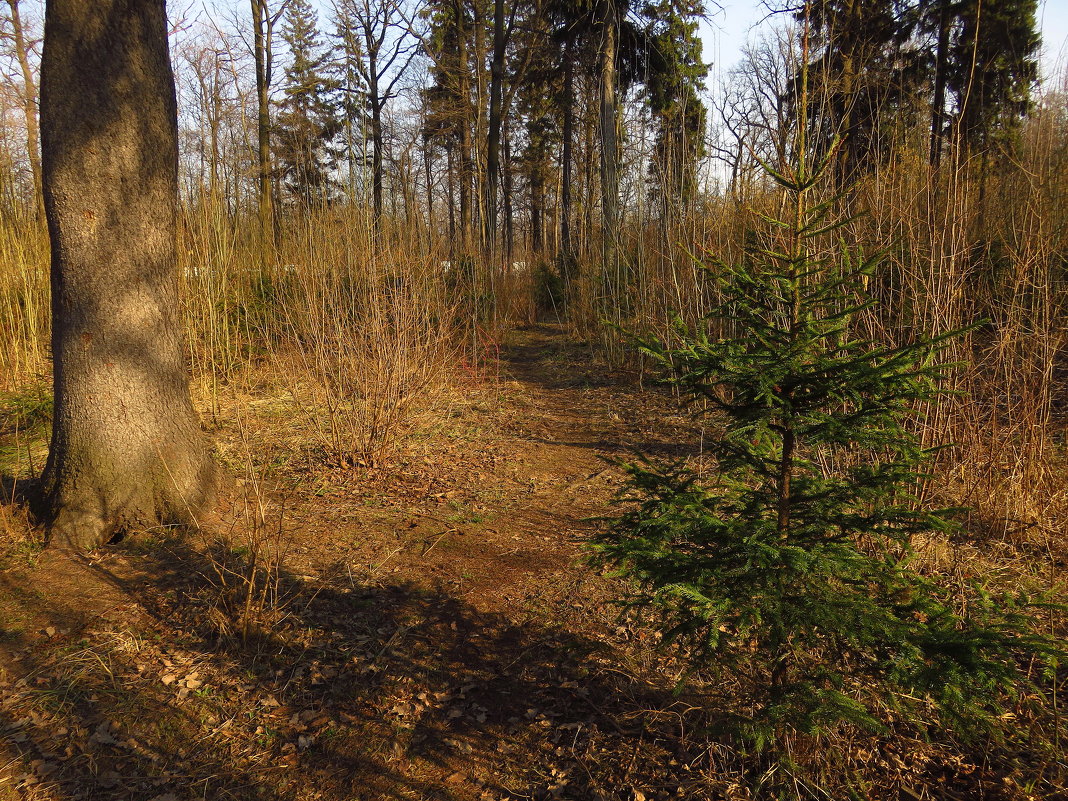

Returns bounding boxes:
[0,220,47,392]
[1,64,1068,801]
[274,213,461,468]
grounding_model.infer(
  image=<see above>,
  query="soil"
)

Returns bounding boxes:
[0,324,714,801]
[0,324,1061,801]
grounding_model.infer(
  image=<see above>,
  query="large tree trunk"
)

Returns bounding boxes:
[40,0,217,550]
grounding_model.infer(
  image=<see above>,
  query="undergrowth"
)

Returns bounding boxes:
[589,146,1067,796]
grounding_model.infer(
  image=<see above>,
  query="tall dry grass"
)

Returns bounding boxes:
[0,218,47,392]
[568,79,1068,549]
[272,211,461,467]
[1,71,1066,544]
[176,202,469,468]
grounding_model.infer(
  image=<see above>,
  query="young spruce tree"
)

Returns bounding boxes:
[588,142,1061,751]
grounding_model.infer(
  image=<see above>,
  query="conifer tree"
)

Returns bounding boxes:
[332,0,418,227]
[642,0,708,220]
[275,0,342,206]
[332,0,369,203]
[588,142,1061,752]
[797,0,924,183]
[422,0,476,249]
[946,0,1040,157]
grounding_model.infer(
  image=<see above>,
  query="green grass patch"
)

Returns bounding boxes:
[0,382,52,436]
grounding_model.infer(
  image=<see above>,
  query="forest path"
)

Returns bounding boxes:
[259,320,695,623]
[0,322,716,801]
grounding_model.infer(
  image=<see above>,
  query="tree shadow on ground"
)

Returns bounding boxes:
[0,530,722,801]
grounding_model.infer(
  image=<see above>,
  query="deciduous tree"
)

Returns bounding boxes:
[40,0,217,549]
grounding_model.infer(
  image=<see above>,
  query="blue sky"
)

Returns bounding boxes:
[699,0,1068,86]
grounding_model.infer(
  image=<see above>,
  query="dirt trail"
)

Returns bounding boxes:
[0,323,712,801]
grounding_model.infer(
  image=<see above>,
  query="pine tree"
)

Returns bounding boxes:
[946,0,1040,157]
[797,0,925,183]
[588,143,1062,753]
[422,0,476,249]
[274,0,342,206]
[642,0,708,220]
[922,0,1041,167]
[332,1,369,203]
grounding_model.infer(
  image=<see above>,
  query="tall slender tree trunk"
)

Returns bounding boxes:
[472,0,488,244]
[483,0,505,255]
[6,0,43,223]
[502,121,514,262]
[559,49,574,285]
[455,0,473,251]
[424,137,435,235]
[400,148,414,231]
[371,96,384,227]
[581,97,595,263]
[40,0,217,550]
[929,0,951,169]
[531,167,543,254]
[208,86,221,201]
[446,144,456,250]
[835,0,859,184]
[597,0,620,291]
[251,0,273,243]
[367,33,385,229]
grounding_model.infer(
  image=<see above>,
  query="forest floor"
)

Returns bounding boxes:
[0,324,1062,801]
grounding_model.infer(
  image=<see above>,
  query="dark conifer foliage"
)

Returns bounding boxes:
[944,0,1041,156]
[799,0,925,181]
[791,0,1041,178]
[275,0,343,205]
[588,147,1062,753]
[642,0,708,216]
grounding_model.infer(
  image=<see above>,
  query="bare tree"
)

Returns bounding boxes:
[250,0,289,240]
[334,0,418,231]
[1,0,42,221]
[711,29,796,198]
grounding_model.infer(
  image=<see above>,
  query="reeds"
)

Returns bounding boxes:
[0,217,47,391]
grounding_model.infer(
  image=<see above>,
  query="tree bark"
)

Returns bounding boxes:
[929,0,951,169]
[251,0,274,242]
[423,134,435,236]
[370,73,384,226]
[559,48,574,285]
[483,0,505,255]
[358,1,383,228]
[502,120,513,262]
[454,0,473,251]
[597,0,619,284]
[40,0,217,550]
[471,0,487,243]
[446,144,457,253]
